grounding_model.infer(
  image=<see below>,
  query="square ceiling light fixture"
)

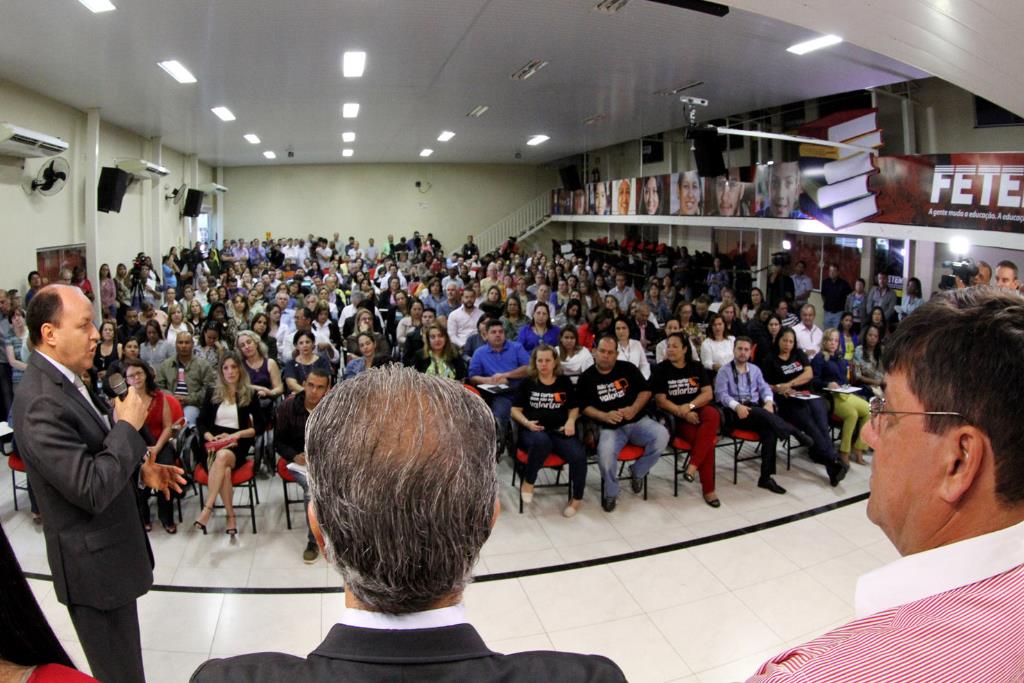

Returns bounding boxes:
[526,135,549,146]
[157,60,197,84]
[78,0,116,12]
[342,102,360,118]
[263,150,276,159]
[437,131,455,142]
[342,148,354,157]
[787,34,843,55]
[419,149,434,157]
[211,106,236,121]
[244,134,261,144]
[342,51,366,77]
[342,132,356,143]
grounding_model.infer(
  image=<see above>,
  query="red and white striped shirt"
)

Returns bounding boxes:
[748,520,1024,682]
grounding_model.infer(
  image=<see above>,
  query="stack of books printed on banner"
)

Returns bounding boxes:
[797,109,883,230]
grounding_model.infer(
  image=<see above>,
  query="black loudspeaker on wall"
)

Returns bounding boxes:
[687,128,727,178]
[97,167,132,213]
[559,165,583,192]
[182,189,204,218]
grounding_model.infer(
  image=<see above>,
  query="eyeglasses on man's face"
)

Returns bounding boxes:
[868,396,969,432]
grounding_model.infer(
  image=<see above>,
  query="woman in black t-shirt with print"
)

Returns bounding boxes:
[651,333,721,507]
[762,327,847,487]
[511,344,587,518]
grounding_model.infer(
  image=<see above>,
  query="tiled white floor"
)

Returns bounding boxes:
[3,445,891,683]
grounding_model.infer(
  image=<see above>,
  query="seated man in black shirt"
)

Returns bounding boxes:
[577,336,670,512]
[275,368,331,564]
[116,307,146,346]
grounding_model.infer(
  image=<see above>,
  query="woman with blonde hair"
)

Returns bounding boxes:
[812,327,871,466]
[194,352,259,535]
[510,344,586,517]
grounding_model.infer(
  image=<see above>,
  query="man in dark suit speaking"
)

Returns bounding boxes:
[13,285,185,683]
[191,366,626,682]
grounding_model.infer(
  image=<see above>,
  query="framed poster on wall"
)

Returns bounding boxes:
[36,243,87,286]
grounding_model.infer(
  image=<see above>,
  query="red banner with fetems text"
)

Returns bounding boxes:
[869,153,1024,233]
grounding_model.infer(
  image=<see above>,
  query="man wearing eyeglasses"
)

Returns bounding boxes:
[748,287,1024,681]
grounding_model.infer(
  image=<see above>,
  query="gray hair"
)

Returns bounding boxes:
[306,365,497,613]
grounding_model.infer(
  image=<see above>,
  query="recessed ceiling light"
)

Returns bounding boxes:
[244,134,261,144]
[437,131,455,142]
[342,148,354,158]
[211,106,236,122]
[342,102,360,118]
[263,151,276,159]
[466,105,489,118]
[510,59,548,81]
[78,0,116,13]
[786,34,842,55]
[342,51,367,78]
[420,149,434,157]
[526,135,549,146]
[157,60,197,84]
[342,132,356,143]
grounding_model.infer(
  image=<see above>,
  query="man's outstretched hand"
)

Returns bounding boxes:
[142,456,187,500]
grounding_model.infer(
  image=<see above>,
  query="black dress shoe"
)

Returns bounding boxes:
[792,430,815,449]
[629,465,643,494]
[602,496,617,512]
[704,496,721,508]
[682,470,696,483]
[758,477,787,495]
[827,461,850,487]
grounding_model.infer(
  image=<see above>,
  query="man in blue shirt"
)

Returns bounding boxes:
[468,319,530,455]
[714,337,812,495]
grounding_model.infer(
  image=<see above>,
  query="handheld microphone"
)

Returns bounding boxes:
[105,371,128,399]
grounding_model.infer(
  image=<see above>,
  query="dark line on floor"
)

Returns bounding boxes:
[22,492,870,594]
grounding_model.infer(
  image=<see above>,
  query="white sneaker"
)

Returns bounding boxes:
[562,504,578,518]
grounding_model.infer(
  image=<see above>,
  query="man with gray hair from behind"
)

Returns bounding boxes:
[191,365,626,683]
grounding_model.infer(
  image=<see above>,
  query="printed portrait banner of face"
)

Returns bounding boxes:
[589,181,611,215]
[549,151,1024,236]
[613,178,636,216]
[870,152,1024,233]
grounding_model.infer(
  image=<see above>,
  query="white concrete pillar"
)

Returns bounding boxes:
[84,108,101,320]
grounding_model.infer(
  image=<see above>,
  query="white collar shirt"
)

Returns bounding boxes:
[855,518,1024,619]
[339,604,467,631]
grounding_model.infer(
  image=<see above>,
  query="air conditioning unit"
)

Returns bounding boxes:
[197,182,229,193]
[0,123,69,158]
[115,158,170,178]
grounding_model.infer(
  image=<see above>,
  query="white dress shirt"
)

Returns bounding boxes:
[447,305,484,348]
[616,339,650,379]
[854,518,1024,619]
[700,336,735,371]
[40,352,110,429]
[794,323,823,358]
[339,603,467,630]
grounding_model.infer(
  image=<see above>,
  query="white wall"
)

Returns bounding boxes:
[221,163,555,252]
[0,79,210,292]
[914,77,1024,154]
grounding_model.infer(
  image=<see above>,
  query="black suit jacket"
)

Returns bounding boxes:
[191,622,626,682]
[12,352,152,610]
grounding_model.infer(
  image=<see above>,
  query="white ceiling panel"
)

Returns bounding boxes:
[0,0,934,166]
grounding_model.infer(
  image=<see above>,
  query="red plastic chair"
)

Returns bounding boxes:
[193,459,259,533]
[511,449,569,513]
[720,428,763,484]
[7,452,29,511]
[605,443,650,500]
[277,458,306,529]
